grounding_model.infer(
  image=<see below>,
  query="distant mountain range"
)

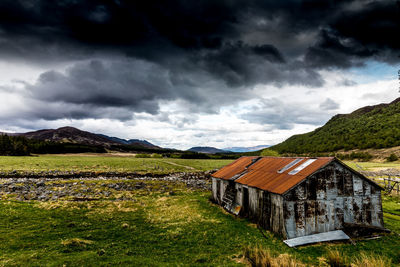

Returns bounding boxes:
[1,126,159,149]
[223,145,270,152]
[0,127,269,153]
[188,146,228,154]
[272,97,400,154]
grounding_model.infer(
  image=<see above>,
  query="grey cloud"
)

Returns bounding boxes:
[1,0,398,90]
[337,78,357,87]
[319,98,340,110]
[241,98,334,130]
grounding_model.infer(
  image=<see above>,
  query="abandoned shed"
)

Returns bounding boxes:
[211,156,384,239]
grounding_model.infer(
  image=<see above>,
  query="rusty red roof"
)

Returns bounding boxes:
[212,156,258,180]
[212,156,335,194]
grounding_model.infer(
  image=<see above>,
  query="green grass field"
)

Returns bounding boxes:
[0,154,233,174]
[0,183,399,266]
[1,154,400,174]
[1,155,400,266]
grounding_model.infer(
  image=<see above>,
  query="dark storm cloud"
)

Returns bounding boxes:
[0,0,399,123]
[1,0,398,67]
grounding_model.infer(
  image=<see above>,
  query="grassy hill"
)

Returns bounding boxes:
[272,98,400,154]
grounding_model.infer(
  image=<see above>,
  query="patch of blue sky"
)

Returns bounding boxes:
[350,61,398,84]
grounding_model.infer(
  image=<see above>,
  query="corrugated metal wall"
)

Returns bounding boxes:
[283,162,383,239]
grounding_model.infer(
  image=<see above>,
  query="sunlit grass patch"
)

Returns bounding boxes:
[145,195,220,226]
[61,238,94,249]
[87,201,138,215]
[34,201,86,210]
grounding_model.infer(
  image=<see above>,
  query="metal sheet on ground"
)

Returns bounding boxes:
[283,230,350,247]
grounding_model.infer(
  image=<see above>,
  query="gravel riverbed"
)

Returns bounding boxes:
[0,171,214,201]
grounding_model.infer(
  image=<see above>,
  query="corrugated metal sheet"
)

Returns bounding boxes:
[283,230,350,247]
[212,156,334,194]
[212,156,258,180]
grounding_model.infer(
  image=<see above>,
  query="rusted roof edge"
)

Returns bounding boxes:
[230,169,250,181]
[245,156,262,169]
[210,156,257,179]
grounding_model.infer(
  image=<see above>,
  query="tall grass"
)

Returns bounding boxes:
[324,249,392,267]
[243,246,305,267]
[326,250,348,267]
[350,253,392,267]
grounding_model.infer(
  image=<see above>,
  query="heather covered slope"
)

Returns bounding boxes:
[272,98,400,154]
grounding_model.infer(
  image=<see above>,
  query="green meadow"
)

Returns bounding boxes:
[0,154,233,174]
[0,155,399,266]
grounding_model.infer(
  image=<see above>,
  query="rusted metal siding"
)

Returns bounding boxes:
[232,183,286,238]
[283,161,384,239]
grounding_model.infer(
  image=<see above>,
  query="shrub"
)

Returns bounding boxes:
[386,153,398,162]
[135,153,151,158]
[336,152,373,162]
[260,149,280,157]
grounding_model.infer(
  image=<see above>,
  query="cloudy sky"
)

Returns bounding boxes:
[0,0,399,149]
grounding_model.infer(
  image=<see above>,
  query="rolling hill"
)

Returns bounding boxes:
[3,126,159,149]
[271,98,400,154]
